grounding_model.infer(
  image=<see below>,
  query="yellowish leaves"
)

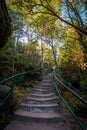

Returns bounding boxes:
[50,0,62,8]
[66,27,78,39]
[60,26,87,71]
[80,63,87,71]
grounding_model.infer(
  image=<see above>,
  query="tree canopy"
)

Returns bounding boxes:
[0,0,87,89]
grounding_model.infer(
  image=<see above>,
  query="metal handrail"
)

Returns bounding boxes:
[54,73,87,105]
[0,68,42,108]
[0,68,42,84]
[52,70,86,130]
[55,68,81,94]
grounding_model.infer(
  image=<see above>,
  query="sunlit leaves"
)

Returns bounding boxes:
[44,47,55,66]
[59,27,87,73]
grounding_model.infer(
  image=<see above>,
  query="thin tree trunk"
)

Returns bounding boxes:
[41,39,44,68]
[51,45,58,67]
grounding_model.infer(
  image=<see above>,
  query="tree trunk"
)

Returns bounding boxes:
[51,45,58,67]
[0,0,12,49]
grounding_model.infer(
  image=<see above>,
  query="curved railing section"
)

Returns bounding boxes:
[53,69,86,130]
[0,68,42,111]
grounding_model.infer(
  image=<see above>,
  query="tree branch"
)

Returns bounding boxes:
[30,2,87,37]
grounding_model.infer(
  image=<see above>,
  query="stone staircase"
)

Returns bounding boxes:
[4,73,70,130]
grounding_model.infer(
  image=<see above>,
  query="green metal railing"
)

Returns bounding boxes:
[53,69,86,130]
[0,68,42,111]
[55,68,81,94]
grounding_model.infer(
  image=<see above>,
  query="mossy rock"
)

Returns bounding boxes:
[0,85,16,114]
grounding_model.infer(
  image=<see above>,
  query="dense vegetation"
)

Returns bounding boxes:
[0,0,87,128]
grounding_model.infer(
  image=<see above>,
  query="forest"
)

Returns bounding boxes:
[0,0,87,129]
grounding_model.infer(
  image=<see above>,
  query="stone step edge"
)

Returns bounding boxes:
[20,103,58,108]
[30,93,56,97]
[32,89,54,91]
[15,110,63,122]
[25,96,58,101]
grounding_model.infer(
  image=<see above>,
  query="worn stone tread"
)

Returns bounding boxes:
[30,93,56,97]
[5,120,70,130]
[20,103,58,108]
[15,110,63,121]
[26,96,58,101]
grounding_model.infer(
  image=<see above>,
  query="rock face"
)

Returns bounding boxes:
[0,85,11,99]
[0,0,12,49]
[0,85,16,114]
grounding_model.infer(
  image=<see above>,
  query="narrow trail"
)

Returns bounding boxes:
[4,73,77,130]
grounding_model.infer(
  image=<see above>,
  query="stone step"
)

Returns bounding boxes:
[36,85,53,88]
[25,100,58,104]
[20,103,58,108]
[32,90,54,93]
[30,93,56,97]
[33,87,54,90]
[25,96,58,102]
[35,87,54,90]
[40,83,53,85]
[4,120,69,130]
[15,110,63,122]
[31,91,54,94]
[19,103,59,113]
[25,96,58,104]
[43,79,52,81]
[38,84,52,87]
[32,89,54,93]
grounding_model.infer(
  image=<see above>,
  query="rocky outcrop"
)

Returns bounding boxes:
[0,85,16,114]
[0,0,12,49]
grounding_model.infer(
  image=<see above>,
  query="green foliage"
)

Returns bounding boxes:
[44,47,55,67]
[20,56,38,69]
[0,29,42,78]
[0,41,14,79]
[58,27,87,87]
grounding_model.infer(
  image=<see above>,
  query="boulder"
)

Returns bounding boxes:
[0,85,16,114]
